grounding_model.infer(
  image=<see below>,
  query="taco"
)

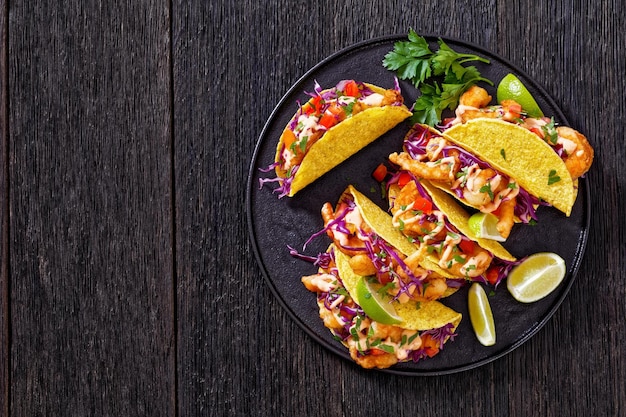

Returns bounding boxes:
[316,185,464,303]
[385,175,518,285]
[301,245,461,369]
[389,120,578,240]
[261,79,411,197]
[447,85,593,182]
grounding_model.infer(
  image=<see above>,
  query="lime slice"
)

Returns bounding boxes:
[468,283,496,346]
[506,252,566,303]
[496,73,544,118]
[468,212,506,242]
[355,277,402,325]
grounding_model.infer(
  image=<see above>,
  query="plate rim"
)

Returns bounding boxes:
[246,34,591,375]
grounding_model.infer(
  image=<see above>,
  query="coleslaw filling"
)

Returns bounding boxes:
[259,79,404,198]
[297,247,457,366]
[386,172,519,286]
[403,124,540,222]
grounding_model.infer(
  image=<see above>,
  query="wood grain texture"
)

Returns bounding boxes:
[0,0,7,414]
[176,0,624,416]
[8,1,174,415]
[0,0,623,415]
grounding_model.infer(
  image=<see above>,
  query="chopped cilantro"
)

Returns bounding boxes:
[542,117,558,145]
[548,169,561,185]
[479,183,494,201]
[382,29,492,126]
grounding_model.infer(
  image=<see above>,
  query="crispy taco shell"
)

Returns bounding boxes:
[334,247,462,331]
[347,184,515,283]
[419,181,516,262]
[275,84,411,196]
[443,118,575,215]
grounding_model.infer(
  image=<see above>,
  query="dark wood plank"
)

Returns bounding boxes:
[8,2,175,415]
[0,0,7,414]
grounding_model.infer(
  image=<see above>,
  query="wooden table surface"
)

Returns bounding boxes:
[0,0,624,415]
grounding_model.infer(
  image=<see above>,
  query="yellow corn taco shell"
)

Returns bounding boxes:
[275,84,411,197]
[334,247,462,331]
[346,184,418,257]
[443,118,575,215]
[347,184,515,281]
[420,181,516,262]
[347,184,461,278]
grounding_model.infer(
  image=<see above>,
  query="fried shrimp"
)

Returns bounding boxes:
[496,197,516,239]
[346,318,424,369]
[556,126,594,179]
[393,250,449,302]
[390,181,446,240]
[321,201,371,256]
[441,241,493,278]
[389,152,457,182]
[454,86,594,181]
[460,85,492,108]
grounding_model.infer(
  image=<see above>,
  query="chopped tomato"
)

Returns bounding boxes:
[421,334,440,358]
[485,266,500,285]
[397,172,412,187]
[529,126,544,139]
[413,197,433,214]
[372,164,387,182]
[368,348,387,356]
[302,95,323,116]
[318,113,337,129]
[458,239,476,254]
[342,80,360,97]
[318,104,345,129]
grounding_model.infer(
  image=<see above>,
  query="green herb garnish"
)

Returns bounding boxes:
[542,117,558,145]
[383,29,492,126]
[548,169,561,185]
[479,183,494,200]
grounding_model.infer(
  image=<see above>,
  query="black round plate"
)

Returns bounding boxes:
[246,35,590,375]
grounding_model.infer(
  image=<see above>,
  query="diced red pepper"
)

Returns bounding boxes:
[458,239,476,254]
[369,348,387,356]
[529,126,544,139]
[508,102,523,114]
[413,197,433,214]
[397,172,412,187]
[343,80,360,97]
[376,270,393,285]
[372,164,387,182]
[318,104,345,129]
[421,334,440,358]
[302,95,323,116]
[485,266,500,285]
[318,113,337,129]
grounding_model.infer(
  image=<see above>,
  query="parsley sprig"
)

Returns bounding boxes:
[383,29,493,126]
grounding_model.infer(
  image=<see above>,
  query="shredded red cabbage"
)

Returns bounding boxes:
[410,322,457,363]
[302,198,356,250]
[259,80,405,198]
[401,124,543,222]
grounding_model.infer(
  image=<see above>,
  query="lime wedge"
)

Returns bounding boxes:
[468,212,506,242]
[496,73,544,118]
[355,277,402,325]
[468,283,496,346]
[506,252,566,303]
